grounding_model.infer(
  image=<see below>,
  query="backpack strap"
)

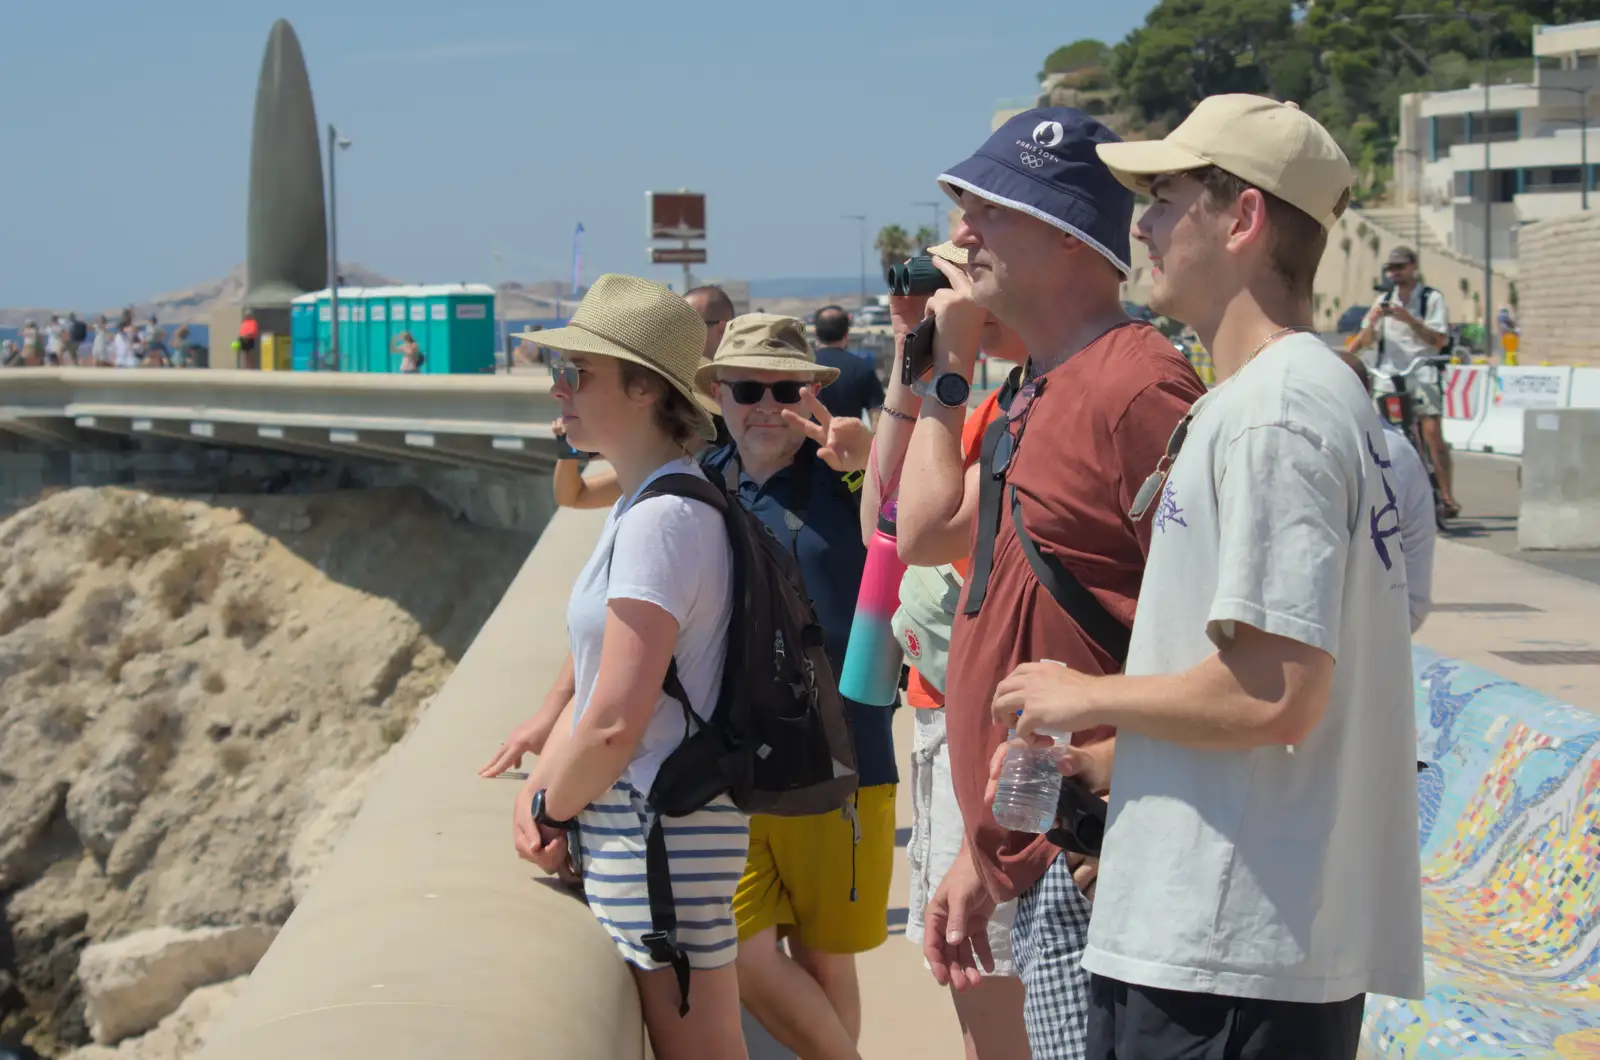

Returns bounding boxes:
[640,813,693,1016]
[632,473,730,724]
[622,472,730,1018]
[1007,484,1129,667]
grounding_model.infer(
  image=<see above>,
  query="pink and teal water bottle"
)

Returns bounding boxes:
[838,510,909,706]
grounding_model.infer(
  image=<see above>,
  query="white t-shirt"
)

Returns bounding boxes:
[1364,284,1448,378]
[1383,424,1435,632]
[1083,333,1425,1004]
[567,456,733,797]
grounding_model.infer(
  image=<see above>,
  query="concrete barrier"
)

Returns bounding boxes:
[1465,366,1574,457]
[196,505,649,1060]
[1570,367,1600,411]
[1361,646,1600,1058]
[1519,407,1600,551]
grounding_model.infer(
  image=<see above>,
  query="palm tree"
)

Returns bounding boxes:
[875,225,913,272]
[913,225,939,253]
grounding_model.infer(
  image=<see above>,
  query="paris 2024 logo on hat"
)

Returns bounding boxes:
[938,107,1135,277]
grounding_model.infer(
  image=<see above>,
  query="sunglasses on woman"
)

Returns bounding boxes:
[548,355,582,391]
[724,380,805,405]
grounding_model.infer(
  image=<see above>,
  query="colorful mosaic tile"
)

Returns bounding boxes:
[1361,647,1600,1058]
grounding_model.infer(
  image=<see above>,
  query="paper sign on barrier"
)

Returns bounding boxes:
[1468,367,1574,456]
[1492,367,1568,409]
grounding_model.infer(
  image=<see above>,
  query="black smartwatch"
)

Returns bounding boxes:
[914,372,971,408]
[530,789,576,830]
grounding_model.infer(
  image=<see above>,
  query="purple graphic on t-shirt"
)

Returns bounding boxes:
[1155,480,1187,533]
[1366,431,1400,571]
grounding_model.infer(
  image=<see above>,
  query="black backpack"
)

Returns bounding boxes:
[627,467,858,1013]
[70,319,88,344]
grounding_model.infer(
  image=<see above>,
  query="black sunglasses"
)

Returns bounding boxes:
[990,379,1043,478]
[725,380,805,405]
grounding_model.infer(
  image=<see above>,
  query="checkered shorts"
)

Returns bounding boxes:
[1011,853,1094,1060]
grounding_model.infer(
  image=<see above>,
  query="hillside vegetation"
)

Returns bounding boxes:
[1043,0,1600,198]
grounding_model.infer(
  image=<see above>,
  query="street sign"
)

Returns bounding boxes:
[650,246,708,265]
[648,191,706,241]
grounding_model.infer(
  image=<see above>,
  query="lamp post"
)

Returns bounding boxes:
[325,124,352,371]
[1544,86,1591,210]
[914,200,943,242]
[841,214,867,309]
[1398,11,1497,356]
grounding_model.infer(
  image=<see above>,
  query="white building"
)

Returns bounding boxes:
[1394,21,1600,266]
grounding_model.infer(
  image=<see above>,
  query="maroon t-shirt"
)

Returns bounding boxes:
[946,321,1206,903]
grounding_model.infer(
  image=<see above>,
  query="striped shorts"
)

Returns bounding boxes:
[573,783,750,971]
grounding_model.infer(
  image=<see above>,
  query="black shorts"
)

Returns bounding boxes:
[1086,974,1365,1060]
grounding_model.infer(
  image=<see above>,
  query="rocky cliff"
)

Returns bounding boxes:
[0,486,535,1056]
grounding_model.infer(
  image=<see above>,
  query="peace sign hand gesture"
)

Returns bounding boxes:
[781,387,872,474]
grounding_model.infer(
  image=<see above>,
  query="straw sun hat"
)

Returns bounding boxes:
[513,273,717,441]
[694,314,840,390]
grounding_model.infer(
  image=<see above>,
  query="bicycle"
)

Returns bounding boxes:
[1371,354,1455,532]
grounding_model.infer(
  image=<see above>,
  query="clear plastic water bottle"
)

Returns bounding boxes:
[991,729,1064,833]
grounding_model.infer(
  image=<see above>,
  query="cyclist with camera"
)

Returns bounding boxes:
[1351,246,1460,517]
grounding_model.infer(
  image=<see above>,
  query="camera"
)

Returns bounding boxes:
[1374,277,1397,296]
[885,256,952,297]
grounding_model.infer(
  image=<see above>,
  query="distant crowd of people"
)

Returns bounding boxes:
[1,309,204,368]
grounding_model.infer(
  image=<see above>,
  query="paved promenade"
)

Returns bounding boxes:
[201,457,1600,1060]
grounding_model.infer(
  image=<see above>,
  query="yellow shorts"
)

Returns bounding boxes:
[733,783,897,954]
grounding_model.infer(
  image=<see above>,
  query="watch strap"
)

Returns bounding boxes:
[532,789,577,830]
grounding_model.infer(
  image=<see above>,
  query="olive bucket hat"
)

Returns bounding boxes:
[694,313,841,390]
[514,273,717,441]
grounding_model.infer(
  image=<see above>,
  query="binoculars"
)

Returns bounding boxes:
[885,256,952,297]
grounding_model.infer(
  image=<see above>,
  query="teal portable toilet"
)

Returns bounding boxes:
[335,287,366,372]
[364,286,394,373]
[420,286,452,374]
[314,291,333,369]
[290,292,318,371]
[404,285,429,359]
[351,291,370,373]
[387,287,414,372]
[446,284,496,374]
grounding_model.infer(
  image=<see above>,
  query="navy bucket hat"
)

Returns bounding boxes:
[938,107,1135,277]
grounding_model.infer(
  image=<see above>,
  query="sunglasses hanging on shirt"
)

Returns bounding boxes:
[1129,411,1194,521]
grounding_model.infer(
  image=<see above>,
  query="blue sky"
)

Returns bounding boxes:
[0,1,1157,309]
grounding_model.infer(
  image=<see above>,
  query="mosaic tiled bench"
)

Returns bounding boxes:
[1361,647,1600,1058]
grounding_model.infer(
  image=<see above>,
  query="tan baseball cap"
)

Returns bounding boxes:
[1095,94,1354,231]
